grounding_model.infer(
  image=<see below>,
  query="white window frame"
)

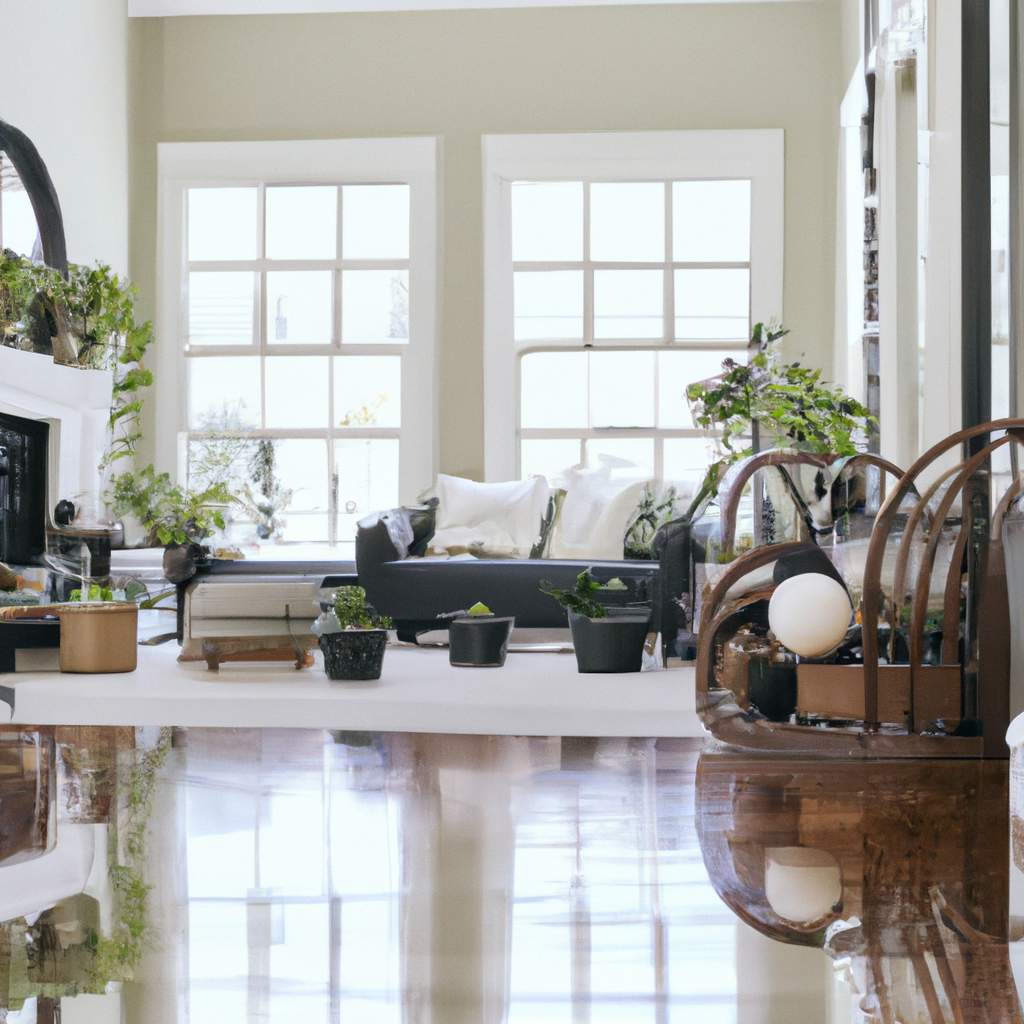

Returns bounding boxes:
[156,137,439,539]
[482,130,785,482]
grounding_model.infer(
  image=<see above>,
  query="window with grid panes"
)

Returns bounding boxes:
[182,181,411,547]
[512,179,751,486]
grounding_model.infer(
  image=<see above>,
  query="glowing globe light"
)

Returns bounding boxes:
[768,572,852,659]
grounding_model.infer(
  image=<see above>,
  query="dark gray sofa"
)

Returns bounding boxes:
[355,506,673,645]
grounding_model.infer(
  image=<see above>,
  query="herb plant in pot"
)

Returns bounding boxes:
[319,586,392,681]
[540,570,651,674]
[445,601,515,668]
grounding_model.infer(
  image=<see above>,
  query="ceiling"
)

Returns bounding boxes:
[129,0,812,14]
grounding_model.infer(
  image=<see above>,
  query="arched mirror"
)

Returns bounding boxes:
[0,118,66,274]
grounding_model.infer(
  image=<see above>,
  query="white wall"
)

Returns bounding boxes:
[129,2,843,479]
[1,0,129,271]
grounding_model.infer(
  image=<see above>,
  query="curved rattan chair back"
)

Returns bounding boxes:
[860,419,1024,728]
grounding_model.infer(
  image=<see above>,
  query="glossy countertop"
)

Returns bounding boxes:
[1,641,702,735]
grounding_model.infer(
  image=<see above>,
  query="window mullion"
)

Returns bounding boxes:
[664,180,674,344]
[329,188,341,547]
[257,184,268,431]
[582,181,593,347]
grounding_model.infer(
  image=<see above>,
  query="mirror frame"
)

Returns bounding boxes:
[0,118,67,276]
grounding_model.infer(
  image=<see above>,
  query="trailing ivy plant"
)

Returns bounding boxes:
[683,321,875,518]
[0,250,154,470]
[107,465,234,547]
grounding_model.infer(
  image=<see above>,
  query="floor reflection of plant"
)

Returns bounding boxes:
[1,729,172,1012]
[88,727,173,989]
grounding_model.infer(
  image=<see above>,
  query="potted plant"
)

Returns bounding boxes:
[0,251,155,468]
[107,466,235,583]
[319,585,392,681]
[540,570,651,674]
[683,322,875,523]
[444,601,515,668]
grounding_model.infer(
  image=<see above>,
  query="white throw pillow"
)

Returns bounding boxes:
[547,465,647,560]
[434,474,551,557]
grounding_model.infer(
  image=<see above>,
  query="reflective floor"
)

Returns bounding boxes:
[0,728,1021,1022]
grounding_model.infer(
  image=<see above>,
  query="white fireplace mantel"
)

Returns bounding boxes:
[0,347,113,504]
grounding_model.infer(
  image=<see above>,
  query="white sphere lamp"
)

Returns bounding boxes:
[764,846,842,924]
[768,572,852,659]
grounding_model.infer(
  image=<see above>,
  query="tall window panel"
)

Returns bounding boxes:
[512,178,751,486]
[159,139,437,554]
[483,131,784,484]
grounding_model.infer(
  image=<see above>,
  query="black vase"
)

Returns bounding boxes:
[448,616,515,667]
[568,611,650,674]
[320,630,387,681]
[163,542,206,584]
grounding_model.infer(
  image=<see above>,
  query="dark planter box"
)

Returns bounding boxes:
[747,659,798,721]
[320,629,387,681]
[568,610,650,674]
[448,616,515,667]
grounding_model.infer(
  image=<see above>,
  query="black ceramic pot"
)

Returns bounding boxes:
[448,616,515,667]
[568,611,650,674]
[162,542,207,584]
[320,629,387,681]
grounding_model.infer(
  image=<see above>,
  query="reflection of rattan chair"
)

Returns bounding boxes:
[695,754,1015,1020]
[696,419,1024,758]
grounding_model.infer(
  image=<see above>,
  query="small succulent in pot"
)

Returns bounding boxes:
[443,601,515,668]
[540,570,651,674]
[319,586,392,681]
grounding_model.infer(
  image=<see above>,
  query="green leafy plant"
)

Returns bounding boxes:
[684,322,875,518]
[540,569,608,619]
[333,585,392,630]
[107,465,234,547]
[0,251,155,469]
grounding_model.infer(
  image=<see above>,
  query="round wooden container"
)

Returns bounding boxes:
[58,602,139,673]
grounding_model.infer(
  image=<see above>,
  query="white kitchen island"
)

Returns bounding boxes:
[0,642,704,737]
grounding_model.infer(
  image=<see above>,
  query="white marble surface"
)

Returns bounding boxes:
[1,643,703,736]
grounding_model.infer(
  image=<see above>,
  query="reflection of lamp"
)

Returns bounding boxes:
[764,846,841,925]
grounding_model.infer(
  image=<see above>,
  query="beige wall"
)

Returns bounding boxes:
[129,2,841,478]
[4,0,129,270]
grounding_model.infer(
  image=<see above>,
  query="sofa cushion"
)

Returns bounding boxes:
[428,523,520,558]
[547,465,646,561]
[432,474,551,558]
